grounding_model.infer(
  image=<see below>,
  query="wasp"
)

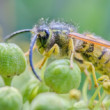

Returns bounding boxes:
[4,20,110,89]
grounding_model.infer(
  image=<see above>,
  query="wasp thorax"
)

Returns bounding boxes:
[75,40,93,54]
[75,39,86,52]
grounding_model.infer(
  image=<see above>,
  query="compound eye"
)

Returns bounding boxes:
[44,29,50,38]
[38,28,50,37]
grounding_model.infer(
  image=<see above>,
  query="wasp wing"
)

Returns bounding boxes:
[68,32,110,48]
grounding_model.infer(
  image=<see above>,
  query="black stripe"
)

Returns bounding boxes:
[104,58,110,64]
[98,48,107,60]
[74,57,83,64]
[82,52,91,59]
[86,44,94,52]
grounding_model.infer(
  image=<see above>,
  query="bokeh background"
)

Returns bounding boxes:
[0,0,110,98]
[1,0,110,41]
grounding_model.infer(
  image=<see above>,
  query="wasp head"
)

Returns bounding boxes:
[32,25,50,54]
[29,25,50,81]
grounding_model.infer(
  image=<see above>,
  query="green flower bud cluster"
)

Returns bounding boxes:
[0,43,106,110]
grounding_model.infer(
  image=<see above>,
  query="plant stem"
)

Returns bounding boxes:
[94,91,106,110]
[88,85,102,109]
[2,76,12,86]
[82,78,88,102]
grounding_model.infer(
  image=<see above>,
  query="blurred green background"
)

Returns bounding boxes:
[0,0,110,41]
[0,0,110,98]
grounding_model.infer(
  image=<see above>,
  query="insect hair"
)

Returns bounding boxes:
[4,19,78,81]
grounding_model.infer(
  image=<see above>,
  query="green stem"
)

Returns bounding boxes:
[82,78,88,102]
[2,76,12,86]
[94,91,106,110]
[88,85,102,109]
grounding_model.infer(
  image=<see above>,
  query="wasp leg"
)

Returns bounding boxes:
[98,75,110,94]
[39,44,59,69]
[74,55,92,89]
[84,62,101,100]
[98,75,109,84]
[84,61,98,87]
[24,45,37,56]
[84,68,92,90]
[68,38,74,68]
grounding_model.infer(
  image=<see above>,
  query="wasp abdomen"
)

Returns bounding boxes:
[80,43,110,76]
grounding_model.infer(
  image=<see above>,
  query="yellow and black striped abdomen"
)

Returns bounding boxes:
[80,43,110,76]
